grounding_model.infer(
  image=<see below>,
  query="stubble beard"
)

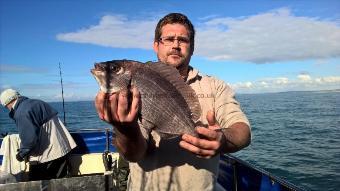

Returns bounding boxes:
[161,53,189,68]
[163,55,191,78]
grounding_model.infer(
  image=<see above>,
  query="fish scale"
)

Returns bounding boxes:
[133,72,194,137]
[91,60,201,138]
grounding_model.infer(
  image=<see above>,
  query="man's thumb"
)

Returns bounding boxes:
[206,110,216,126]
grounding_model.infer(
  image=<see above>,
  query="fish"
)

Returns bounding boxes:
[91,59,201,138]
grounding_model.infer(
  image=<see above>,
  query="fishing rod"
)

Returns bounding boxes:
[59,62,66,125]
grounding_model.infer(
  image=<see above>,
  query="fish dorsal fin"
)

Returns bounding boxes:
[146,61,201,122]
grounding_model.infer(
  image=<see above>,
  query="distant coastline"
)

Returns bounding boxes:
[42,88,340,103]
[237,88,340,96]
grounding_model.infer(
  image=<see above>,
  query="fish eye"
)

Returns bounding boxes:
[110,65,120,73]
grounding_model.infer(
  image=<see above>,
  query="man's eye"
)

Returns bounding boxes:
[164,37,175,42]
[178,37,189,43]
[178,39,187,43]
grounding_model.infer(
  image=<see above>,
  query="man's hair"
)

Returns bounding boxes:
[154,13,195,53]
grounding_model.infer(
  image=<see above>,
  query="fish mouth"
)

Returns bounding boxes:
[91,63,107,77]
[94,63,105,70]
[91,63,105,75]
[90,68,97,75]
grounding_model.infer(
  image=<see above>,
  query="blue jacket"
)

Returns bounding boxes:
[9,96,58,158]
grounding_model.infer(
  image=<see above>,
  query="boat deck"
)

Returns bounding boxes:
[0,129,305,191]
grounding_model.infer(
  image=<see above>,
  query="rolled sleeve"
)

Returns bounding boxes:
[214,79,250,129]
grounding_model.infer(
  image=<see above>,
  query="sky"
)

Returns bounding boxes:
[0,0,339,102]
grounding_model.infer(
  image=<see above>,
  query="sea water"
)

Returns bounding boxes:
[1,91,339,191]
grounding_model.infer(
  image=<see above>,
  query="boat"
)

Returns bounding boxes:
[0,128,305,191]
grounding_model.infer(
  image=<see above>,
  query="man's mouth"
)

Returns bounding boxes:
[170,54,180,57]
[169,53,182,59]
[168,51,182,57]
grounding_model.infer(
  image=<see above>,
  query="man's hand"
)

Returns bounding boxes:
[179,111,226,158]
[95,87,147,162]
[95,87,140,129]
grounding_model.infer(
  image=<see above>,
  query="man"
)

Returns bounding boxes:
[0,88,77,181]
[95,13,251,190]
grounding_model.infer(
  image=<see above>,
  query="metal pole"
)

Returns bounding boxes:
[59,63,66,125]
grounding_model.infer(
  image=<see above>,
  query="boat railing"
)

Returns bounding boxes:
[219,154,307,191]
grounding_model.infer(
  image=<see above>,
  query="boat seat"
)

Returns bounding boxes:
[68,152,120,175]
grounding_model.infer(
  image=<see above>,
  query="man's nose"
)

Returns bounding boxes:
[172,39,180,48]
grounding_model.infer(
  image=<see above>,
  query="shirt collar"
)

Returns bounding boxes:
[186,66,200,83]
[12,99,18,109]
[8,99,18,119]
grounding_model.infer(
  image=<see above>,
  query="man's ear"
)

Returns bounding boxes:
[153,42,159,54]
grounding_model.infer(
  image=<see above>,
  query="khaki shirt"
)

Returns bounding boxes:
[127,67,249,191]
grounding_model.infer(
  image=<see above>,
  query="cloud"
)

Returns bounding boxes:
[232,74,340,93]
[2,81,97,102]
[274,77,290,85]
[315,76,340,83]
[233,81,253,89]
[0,64,48,73]
[195,8,340,63]
[57,15,156,49]
[56,8,340,63]
[297,74,312,82]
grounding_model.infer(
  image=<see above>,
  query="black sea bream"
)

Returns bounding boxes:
[91,60,201,138]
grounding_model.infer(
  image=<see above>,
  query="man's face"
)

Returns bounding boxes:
[153,24,193,69]
[5,101,14,110]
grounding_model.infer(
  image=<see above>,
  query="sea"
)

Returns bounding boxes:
[0,91,339,191]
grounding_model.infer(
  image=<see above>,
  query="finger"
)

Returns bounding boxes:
[95,92,107,120]
[196,126,220,141]
[206,110,221,131]
[206,110,216,126]
[102,94,113,122]
[128,87,140,120]
[182,133,220,150]
[109,93,119,121]
[179,139,216,158]
[117,90,129,118]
